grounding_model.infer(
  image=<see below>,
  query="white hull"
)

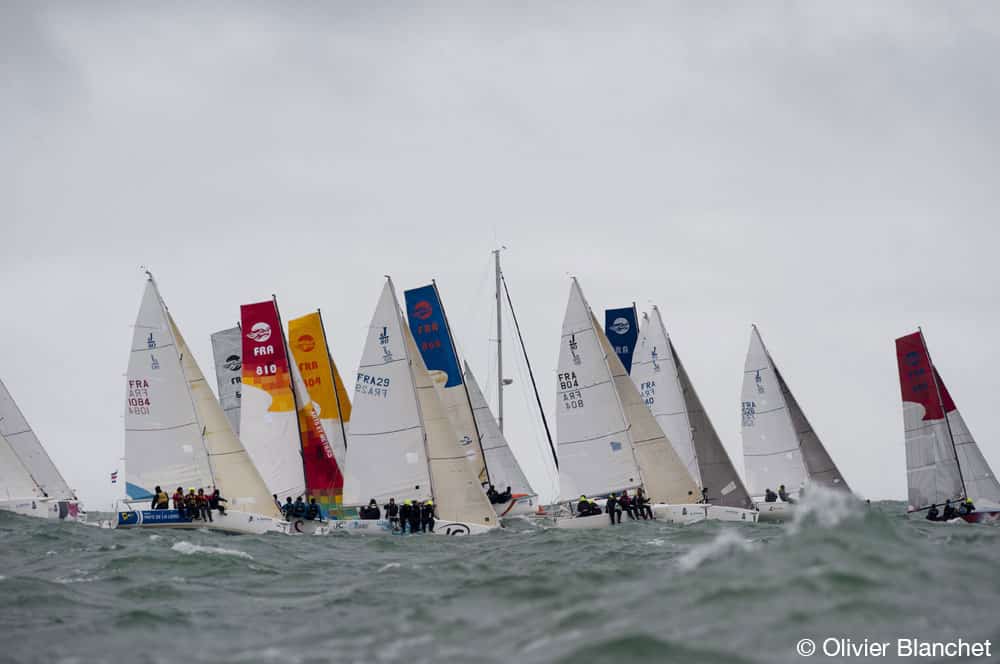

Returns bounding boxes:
[113,508,285,534]
[547,513,612,530]
[652,503,759,524]
[497,494,540,518]
[754,501,795,522]
[277,518,326,535]
[0,498,85,522]
[318,518,497,536]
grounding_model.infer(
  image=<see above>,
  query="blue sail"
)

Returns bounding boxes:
[605,307,639,374]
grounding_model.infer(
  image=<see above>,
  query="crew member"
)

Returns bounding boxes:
[619,490,636,520]
[606,493,621,524]
[185,489,199,520]
[292,496,307,519]
[778,485,795,504]
[399,500,412,533]
[383,498,399,527]
[635,487,653,520]
[764,488,778,503]
[408,499,422,533]
[942,499,957,520]
[699,487,710,504]
[282,496,294,520]
[421,500,435,533]
[151,486,169,510]
[172,487,186,518]
[497,486,512,503]
[210,489,227,516]
[926,504,940,521]
[306,498,321,521]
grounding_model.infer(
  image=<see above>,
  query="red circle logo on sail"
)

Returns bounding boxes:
[413,301,433,320]
[297,334,315,353]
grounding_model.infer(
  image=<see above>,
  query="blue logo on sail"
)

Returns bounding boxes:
[610,441,623,452]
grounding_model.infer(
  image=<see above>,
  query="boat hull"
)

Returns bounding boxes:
[318,518,497,536]
[0,498,85,522]
[549,513,611,529]
[959,510,1000,524]
[754,501,795,522]
[651,503,759,524]
[497,493,539,518]
[113,508,285,534]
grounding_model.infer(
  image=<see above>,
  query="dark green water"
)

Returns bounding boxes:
[1,494,998,664]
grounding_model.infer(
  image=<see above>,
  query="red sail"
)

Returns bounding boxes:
[895,331,955,421]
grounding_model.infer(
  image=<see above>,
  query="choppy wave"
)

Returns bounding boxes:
[0,501,997,664]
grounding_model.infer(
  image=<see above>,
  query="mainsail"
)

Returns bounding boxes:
[632,307,752,508]
[896,331,1000,510]
[741,325,848,498]
[404,283,489,485]
[344,280,432,505]
[239,300,306,502]
[464,362,534,496]
[125,277,279,517]
[210,326,242,435]
[556,279,642,501]
[0,379,76,500]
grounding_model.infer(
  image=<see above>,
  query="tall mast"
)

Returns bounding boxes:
[316,308,349,449]
[918,327,967,500]
[494,248,504,433]
[501,269,557,469]
[272,294,308,493]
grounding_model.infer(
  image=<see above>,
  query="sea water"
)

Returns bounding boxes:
[1,492,998,663]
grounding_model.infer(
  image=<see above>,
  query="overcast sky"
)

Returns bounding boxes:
[3,2,999,509]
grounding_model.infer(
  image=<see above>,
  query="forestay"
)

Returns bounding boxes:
[0,379,76,500]
[344,280,432,505]
[556,279,642,501]
[464,362,534,496]
[596,311,698,505]
[210,326,243,435]
[740,326,808,498]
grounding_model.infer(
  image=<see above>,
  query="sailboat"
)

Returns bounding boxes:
[239,298,344,534]
[896,330,1000,523]
[740,325,850,521]
[553,279,703,528]
[0,379,83,521]
[335,277,500,536]
[403,281,538,518]
[630,306,756,522]
[210,326,242,435]
[117,274,284,533]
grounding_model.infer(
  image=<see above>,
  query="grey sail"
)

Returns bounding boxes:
[671,342,753,508]
[211,326,243,435]
[773,365,850,492]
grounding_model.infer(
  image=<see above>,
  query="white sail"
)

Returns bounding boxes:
[125,280,214,499]
[464,362,534,496]
[407,331,497,526]
[740,326,808,498]
[777,366,850,491]
[597,311,699,504]
[210,326,242,435]
[556,279,642,501]
[0,431,41,500]
[344,281,432,505]
[672,340,753,509]
[172,318,280,517]
[949,409,1000,505]
[631,309,701,486]
[0,379,76,500]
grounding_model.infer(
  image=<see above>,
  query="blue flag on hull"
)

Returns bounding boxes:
[605,306,639,374]
[403,284,462,387]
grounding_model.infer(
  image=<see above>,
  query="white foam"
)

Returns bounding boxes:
[787,483,858,534]
[377,562,401,573]
[171,541,253,560]
[677,529,755,572]
[148,534,162,541]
